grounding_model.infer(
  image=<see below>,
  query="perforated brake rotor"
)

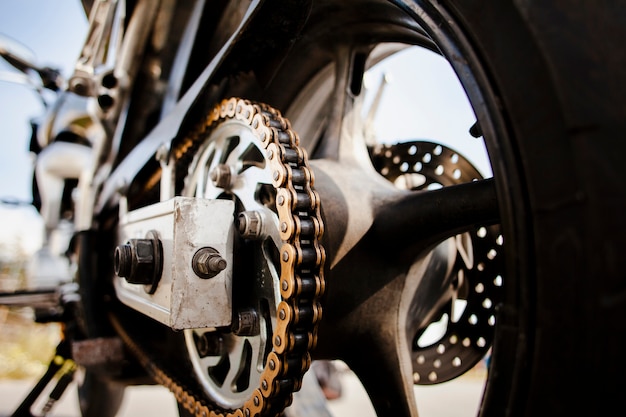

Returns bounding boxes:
[370,141,504,385]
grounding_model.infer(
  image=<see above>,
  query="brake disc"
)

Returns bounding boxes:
[370,140,504,384]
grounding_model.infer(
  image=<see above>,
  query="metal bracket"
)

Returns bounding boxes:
[115,196,235,330]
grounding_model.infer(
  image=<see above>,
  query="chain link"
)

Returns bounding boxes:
[112,98,325,417]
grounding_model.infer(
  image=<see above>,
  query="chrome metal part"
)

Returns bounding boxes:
[70,0,122,96]
[36,92,106,149]
[0,33,39,73]
[115,196,235,330]
[35,141,93,231]
[157,143,176,201]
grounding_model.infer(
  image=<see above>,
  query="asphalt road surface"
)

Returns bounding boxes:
[0,368,485,416]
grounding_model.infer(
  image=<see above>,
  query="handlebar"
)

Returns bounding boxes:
[0,33,65,91]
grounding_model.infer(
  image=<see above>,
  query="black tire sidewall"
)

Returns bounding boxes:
[404,1,626,415]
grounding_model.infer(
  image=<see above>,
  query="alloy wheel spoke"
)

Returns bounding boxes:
[371,177,499,255]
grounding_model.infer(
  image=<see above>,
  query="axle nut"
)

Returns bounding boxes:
[192,247,227,279]
[114,231,163,293]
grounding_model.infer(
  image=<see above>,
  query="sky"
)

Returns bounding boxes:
[363,46,490,172]
[0,1,87,254]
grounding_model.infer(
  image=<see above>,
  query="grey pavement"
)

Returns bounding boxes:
[0,369,485,416]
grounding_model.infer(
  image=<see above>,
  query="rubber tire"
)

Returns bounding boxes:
[409,2,626,416]
[74,229,126,416]
[262,2,626,415]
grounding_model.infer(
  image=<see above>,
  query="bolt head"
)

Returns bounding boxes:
[131,240,157,277]
[192,247,227,279]
[210,164,232,188]
[114,233,163,293]
[195,332,223,357]
[237,211,262,239]
[115,239,157,284]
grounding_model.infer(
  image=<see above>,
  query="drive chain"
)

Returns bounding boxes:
[113,98,326,417]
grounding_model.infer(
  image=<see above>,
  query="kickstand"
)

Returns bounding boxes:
[11,339,77,417]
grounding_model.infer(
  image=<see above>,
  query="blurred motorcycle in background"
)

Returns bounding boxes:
[1,1,625,416]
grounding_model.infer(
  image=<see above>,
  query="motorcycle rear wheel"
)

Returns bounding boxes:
[104,1,626,416]
[208,1,626,415]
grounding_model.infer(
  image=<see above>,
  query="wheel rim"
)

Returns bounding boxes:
[252,1,517,414]
[170,1,523,414]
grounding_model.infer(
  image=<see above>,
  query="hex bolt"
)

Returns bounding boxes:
[210,164,232,188]
[232,309,259,336]
[192,247,227,279]
[195,332,224,357]
[114,232,163,293]
[237,211,263,239]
